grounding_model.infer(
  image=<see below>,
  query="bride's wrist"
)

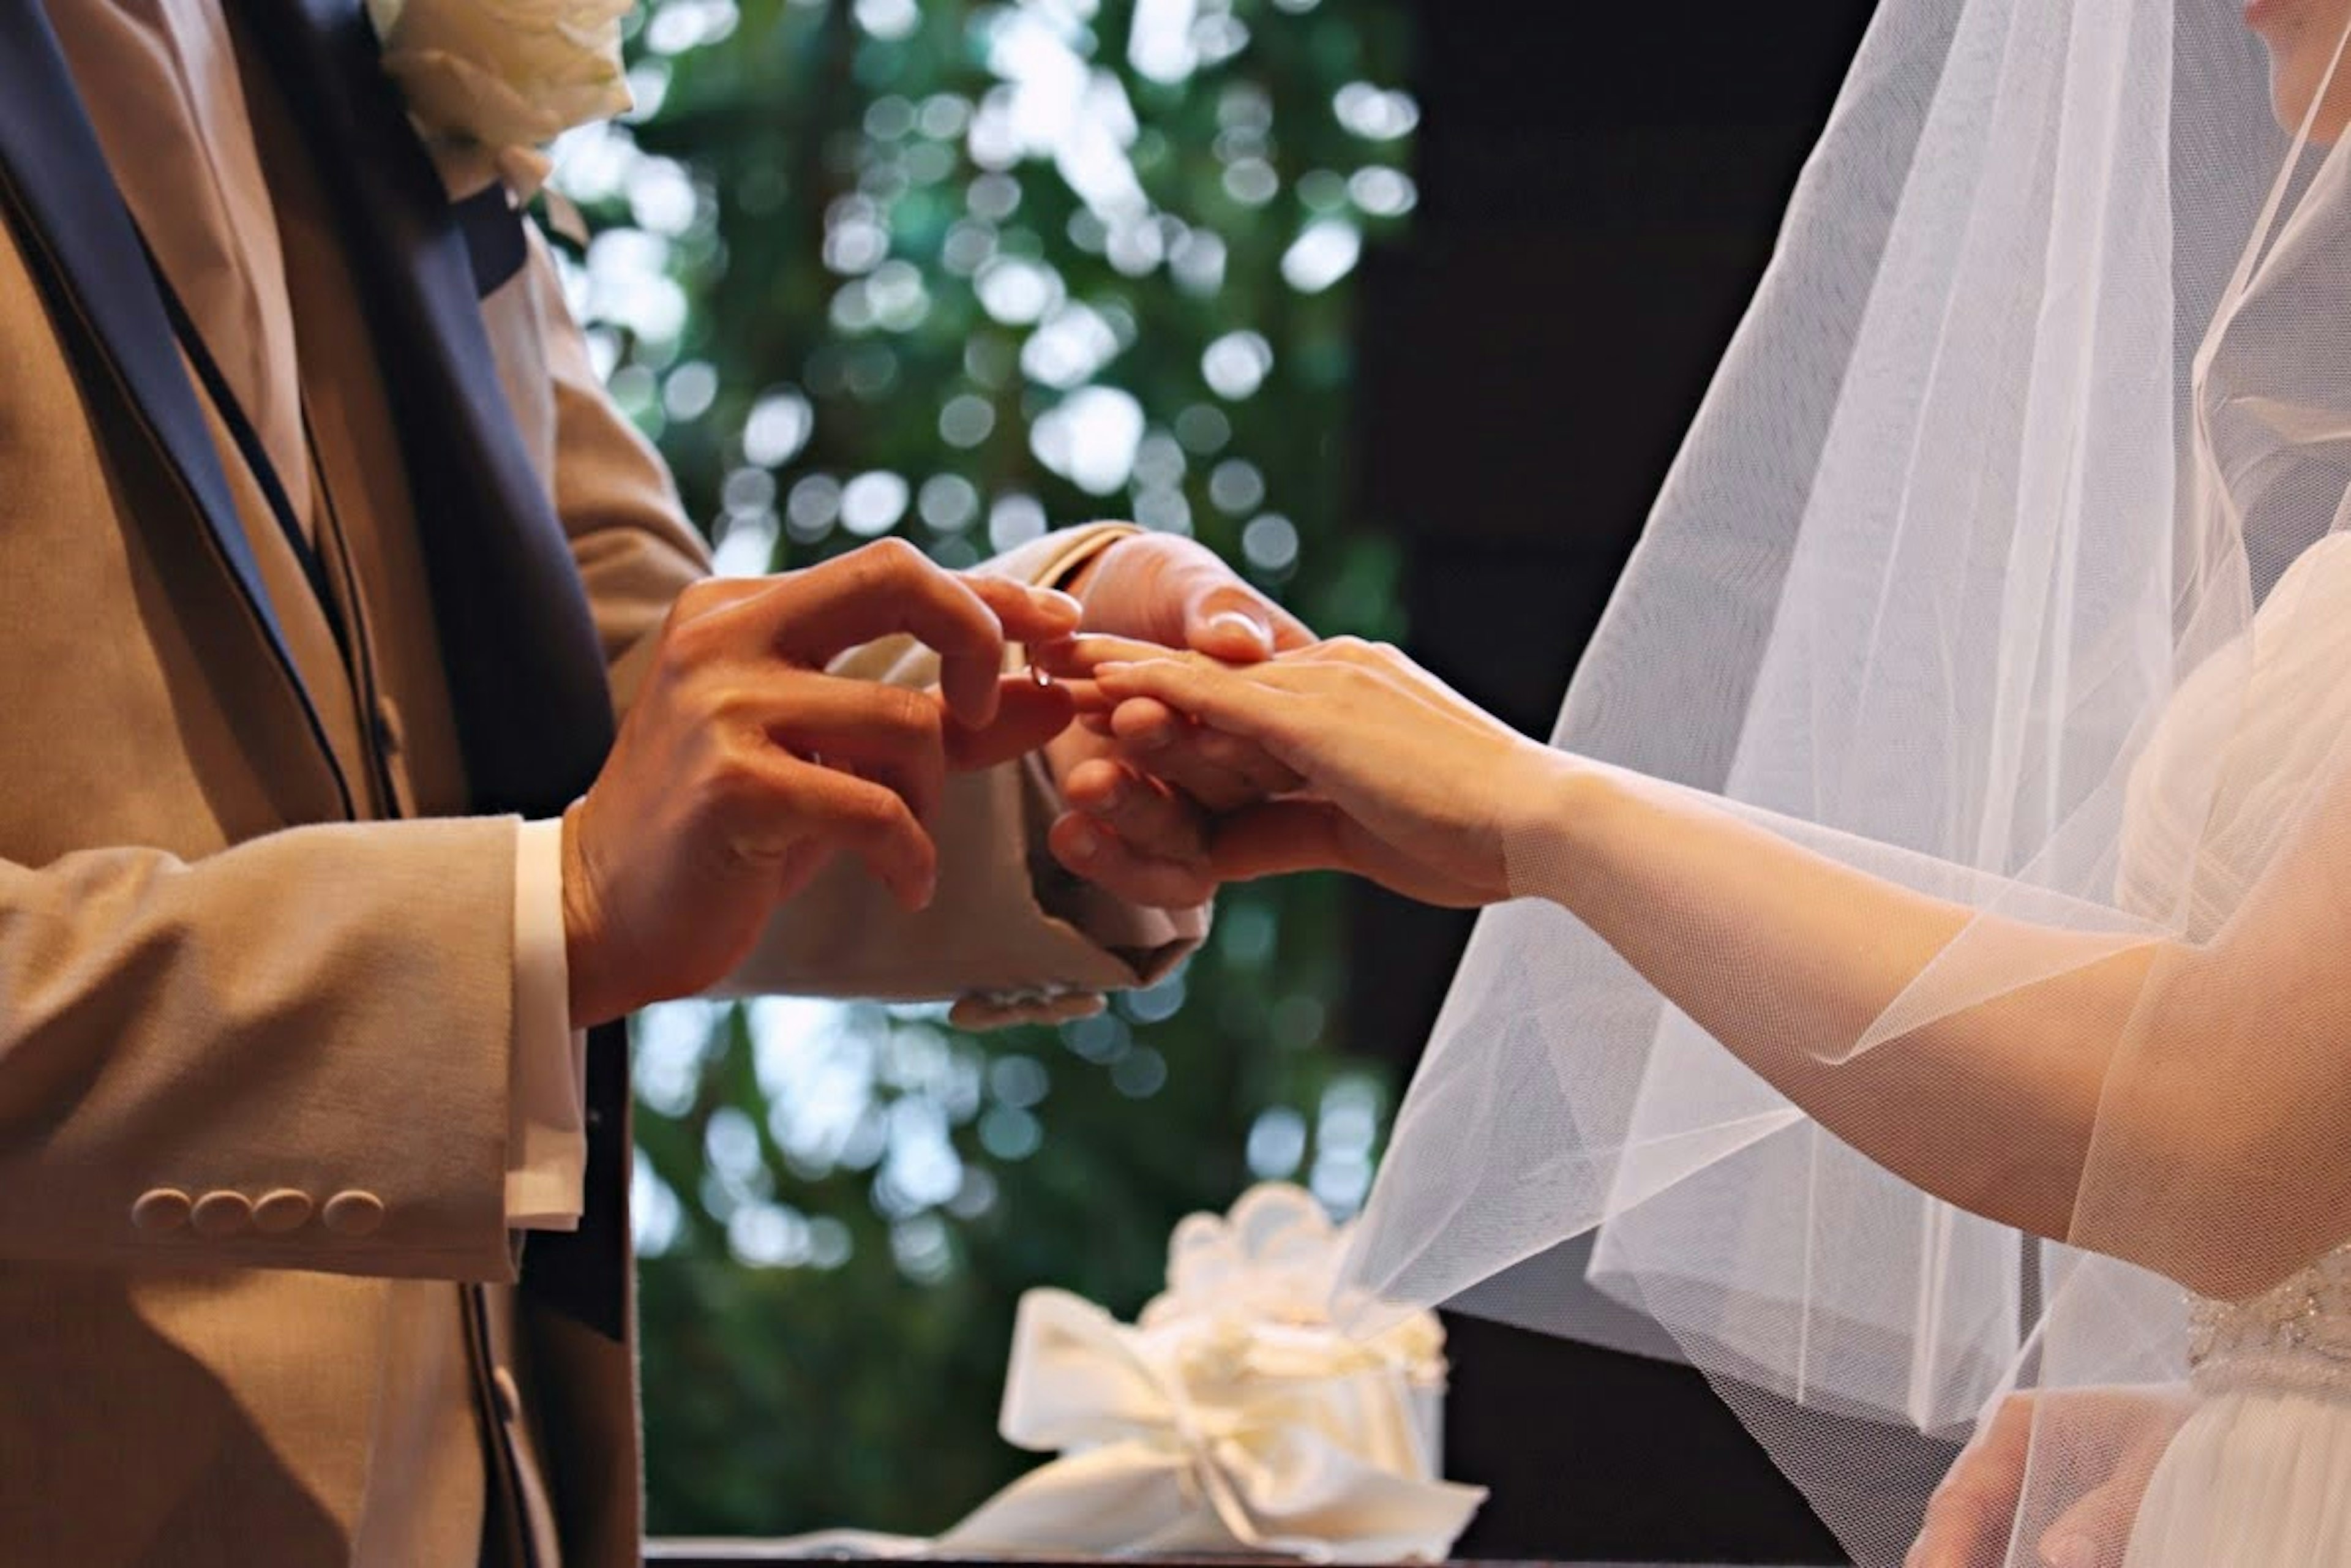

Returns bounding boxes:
[1494,745,1614,903]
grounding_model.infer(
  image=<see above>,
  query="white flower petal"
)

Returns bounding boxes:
[380,0,632,158]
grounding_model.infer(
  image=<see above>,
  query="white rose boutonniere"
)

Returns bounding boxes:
[367,0,633,199]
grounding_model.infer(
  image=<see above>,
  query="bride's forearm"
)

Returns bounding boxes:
[1512,759,2155,1244]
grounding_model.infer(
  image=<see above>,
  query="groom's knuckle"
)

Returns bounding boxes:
[1191,729,1239,762]
[863,535,927,576]
[700,685,761,731]
[829,784,900,834]
[665,596,730,662]
[832,538,918,598]
[870,683,939,743]
[670,579,721,620]
[703,744,774,809]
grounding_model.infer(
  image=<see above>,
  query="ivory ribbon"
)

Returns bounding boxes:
[933,1289,1487,1562]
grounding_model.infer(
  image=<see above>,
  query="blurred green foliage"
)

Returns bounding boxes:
[552,0,1415,1534]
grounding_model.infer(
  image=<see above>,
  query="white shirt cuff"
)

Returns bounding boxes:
[506,817,588,1231]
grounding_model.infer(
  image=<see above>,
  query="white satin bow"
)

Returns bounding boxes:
[935,1285,1485,1562]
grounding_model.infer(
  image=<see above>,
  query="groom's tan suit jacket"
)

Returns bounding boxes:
[0,2,1194,1564]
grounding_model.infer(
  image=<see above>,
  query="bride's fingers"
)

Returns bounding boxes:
[1907,1480,2005,1568]
[2036,1479,2137,1568]
[1032,634,1194,677]
[1092,658,1298,747]
[1302,634,1411,669]
[1041,639,1220,718]
[1909,1395,2036,1568]
[2035,1433,2170,1568]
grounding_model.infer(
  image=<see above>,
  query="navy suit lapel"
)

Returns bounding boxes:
[0,0,347,811]
[242,0,630,1342]
[241,0,618,822]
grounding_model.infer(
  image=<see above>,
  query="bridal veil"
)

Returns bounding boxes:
[1340,1,2351,1561]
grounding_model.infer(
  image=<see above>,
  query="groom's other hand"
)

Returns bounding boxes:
[1040,535,1310,907]
[563,539,1081,1027]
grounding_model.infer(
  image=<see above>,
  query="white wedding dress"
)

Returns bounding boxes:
[1332,7,2351,1560]
[2131,1256,2351,1563]
[2118,534,2351,1565]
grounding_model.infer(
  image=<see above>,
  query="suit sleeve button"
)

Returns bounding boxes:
[190,1191,253,1238]
[132,1188,192,1234]
[253,1189,313,1234]
[322,1191,386,1237]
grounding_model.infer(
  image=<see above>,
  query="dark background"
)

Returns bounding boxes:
[1355,4,1878,1560]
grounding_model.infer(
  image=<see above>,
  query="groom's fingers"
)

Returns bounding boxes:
[1144,710,1304,797]
[760,542,1011,726]
[1063,758,1208,865]
[1109,705,1269,812]
[1205,801,1356,882]
[1048,812,1220,908]
[948,991,1107,1032]
[962,575,1085,647]
[946,677,1075,771]
[1182,579,1313,662]
[1049,642,1307,801]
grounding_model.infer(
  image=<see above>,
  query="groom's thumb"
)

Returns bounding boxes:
[1186,582,1278,664]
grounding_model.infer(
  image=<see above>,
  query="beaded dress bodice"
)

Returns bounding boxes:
[2186,1251,2351,1392]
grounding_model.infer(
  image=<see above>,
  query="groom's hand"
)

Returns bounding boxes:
[563,539,1081,1027]
[1040,534,1311,907]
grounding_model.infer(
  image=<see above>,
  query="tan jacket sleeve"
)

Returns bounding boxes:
[0,817,522,1279]
[514,231,1207,1004]
[509,227,712,713]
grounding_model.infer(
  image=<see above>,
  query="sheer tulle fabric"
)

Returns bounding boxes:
[1337,3,2351,1564]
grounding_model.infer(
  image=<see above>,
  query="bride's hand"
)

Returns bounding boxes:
[1054,636,1572,907]
[1908,1387,2189,1568]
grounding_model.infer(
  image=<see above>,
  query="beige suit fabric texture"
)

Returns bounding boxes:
[0,7,1196,1566]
